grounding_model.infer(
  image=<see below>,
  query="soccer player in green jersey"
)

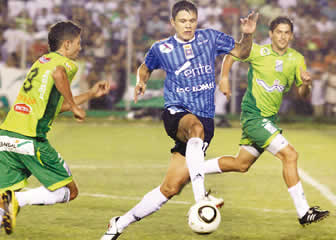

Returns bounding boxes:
[203,16,329,226]
[0,21,110,234]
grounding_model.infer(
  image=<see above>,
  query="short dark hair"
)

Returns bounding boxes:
[172,0,197,20]
[48,21,81,52]
[269,16,294,33]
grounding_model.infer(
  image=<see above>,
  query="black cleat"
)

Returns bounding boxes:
[299,206,329,226]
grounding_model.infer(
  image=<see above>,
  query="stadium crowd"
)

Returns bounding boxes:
[0,0,335,118]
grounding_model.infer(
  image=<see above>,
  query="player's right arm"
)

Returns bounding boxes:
[52,65,86,121]
[229,11,258,59]
[219,55,235,100]
[134,63,152,103]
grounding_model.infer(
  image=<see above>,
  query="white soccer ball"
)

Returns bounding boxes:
[188,200,221,234]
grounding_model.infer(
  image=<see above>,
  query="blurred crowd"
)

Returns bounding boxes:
[0,0,335,118]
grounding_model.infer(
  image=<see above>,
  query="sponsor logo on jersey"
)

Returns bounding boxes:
[256,79,285,92]
[183,63,212,78]
[197,39,209,45]
[0,136,34,156]
[183,44,195,59]
[159,43,174,53]
[14,103,31,114]
[38,56,51,64]
[17,94,36,105]
[175,61,191,76]
[176,82,215,93]
[64,62,72,70]
[260,47,271,56]
[275,60,283,72]
[261,119,277,134]
[39,70,51,100]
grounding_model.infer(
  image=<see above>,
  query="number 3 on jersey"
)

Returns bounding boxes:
[23,68,39,92]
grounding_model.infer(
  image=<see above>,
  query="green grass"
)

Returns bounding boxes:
[2,119,336,240]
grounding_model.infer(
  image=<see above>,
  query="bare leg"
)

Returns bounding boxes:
[116,152,189,232]
[275,144,299,188]
[217,147,258,173]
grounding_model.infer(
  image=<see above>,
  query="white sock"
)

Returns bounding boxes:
[204,157,222,174]
[116,186,168,231]
[186,137,206,202]
[0,208,4,228]
[15,186,70,207]
[288,181,310,218]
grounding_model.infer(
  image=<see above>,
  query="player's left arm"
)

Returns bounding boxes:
[134,63,152,103]
[60,80,110,112]
[219,55,235,100]
[229,11,259,59]
[297,67,312,98]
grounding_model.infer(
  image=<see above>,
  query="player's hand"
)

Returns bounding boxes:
[219,77,231,101]
[300,67,312,86]
[90,80,110,98]
[71,105,86,122]
[134,81,147,103]
[240,11,259,34]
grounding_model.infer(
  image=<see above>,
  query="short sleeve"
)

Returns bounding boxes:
[232,43,258,62]
[144,44,161,71]
[213,29,235,56]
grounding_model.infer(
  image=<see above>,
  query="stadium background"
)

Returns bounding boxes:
[0,0,336,122]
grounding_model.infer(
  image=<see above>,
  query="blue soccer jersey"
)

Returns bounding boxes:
[145,29,235,118]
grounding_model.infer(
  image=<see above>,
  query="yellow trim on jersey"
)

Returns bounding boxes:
[0,179,28,193]
[262,131,280,148]
[36,147,44,166]
[47,176,73,191]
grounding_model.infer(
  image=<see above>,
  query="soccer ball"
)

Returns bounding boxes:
[188,200,221,234]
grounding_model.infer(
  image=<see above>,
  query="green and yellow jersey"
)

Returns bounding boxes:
[233,43,306,117]
[1,52,78,138]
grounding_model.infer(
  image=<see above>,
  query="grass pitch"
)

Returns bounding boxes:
[2,119,336,240]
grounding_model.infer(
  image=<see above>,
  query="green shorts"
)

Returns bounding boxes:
[239,111,282,153]
[0,129,73,192]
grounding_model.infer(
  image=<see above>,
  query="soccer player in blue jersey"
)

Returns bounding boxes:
[101,1,258,239]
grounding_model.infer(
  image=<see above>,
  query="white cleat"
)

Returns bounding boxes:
[101,216,122,240]
[205,192,224,208]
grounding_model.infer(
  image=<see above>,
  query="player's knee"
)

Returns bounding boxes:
[284,148,298,166]
[189,122,204,138]
[238,162,251,173]
[68,183,79,201]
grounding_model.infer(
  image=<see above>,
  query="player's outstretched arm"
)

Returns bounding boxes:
[134,63,151,103]
[219,55,235,101]
[297,67,312,98]
[230,11,259,59]
[60,80,110,113]
[53,65,86,121]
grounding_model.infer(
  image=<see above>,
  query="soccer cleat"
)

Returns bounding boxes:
[299,206,329,226]
[205,191,224,208]
[2,190,19,234]
[101,216,123,240]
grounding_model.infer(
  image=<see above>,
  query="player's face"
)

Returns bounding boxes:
[171,10,197,41]
[269,23,293,54]
[66,35,82,60]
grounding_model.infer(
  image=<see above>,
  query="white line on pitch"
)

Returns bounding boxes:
[80,192,294,213]
[299,168,336,206]
[70,164,167,169]
[80,193,190,205]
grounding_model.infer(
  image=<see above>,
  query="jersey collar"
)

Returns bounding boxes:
[174,34,196,44]
[270,44,289,56]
